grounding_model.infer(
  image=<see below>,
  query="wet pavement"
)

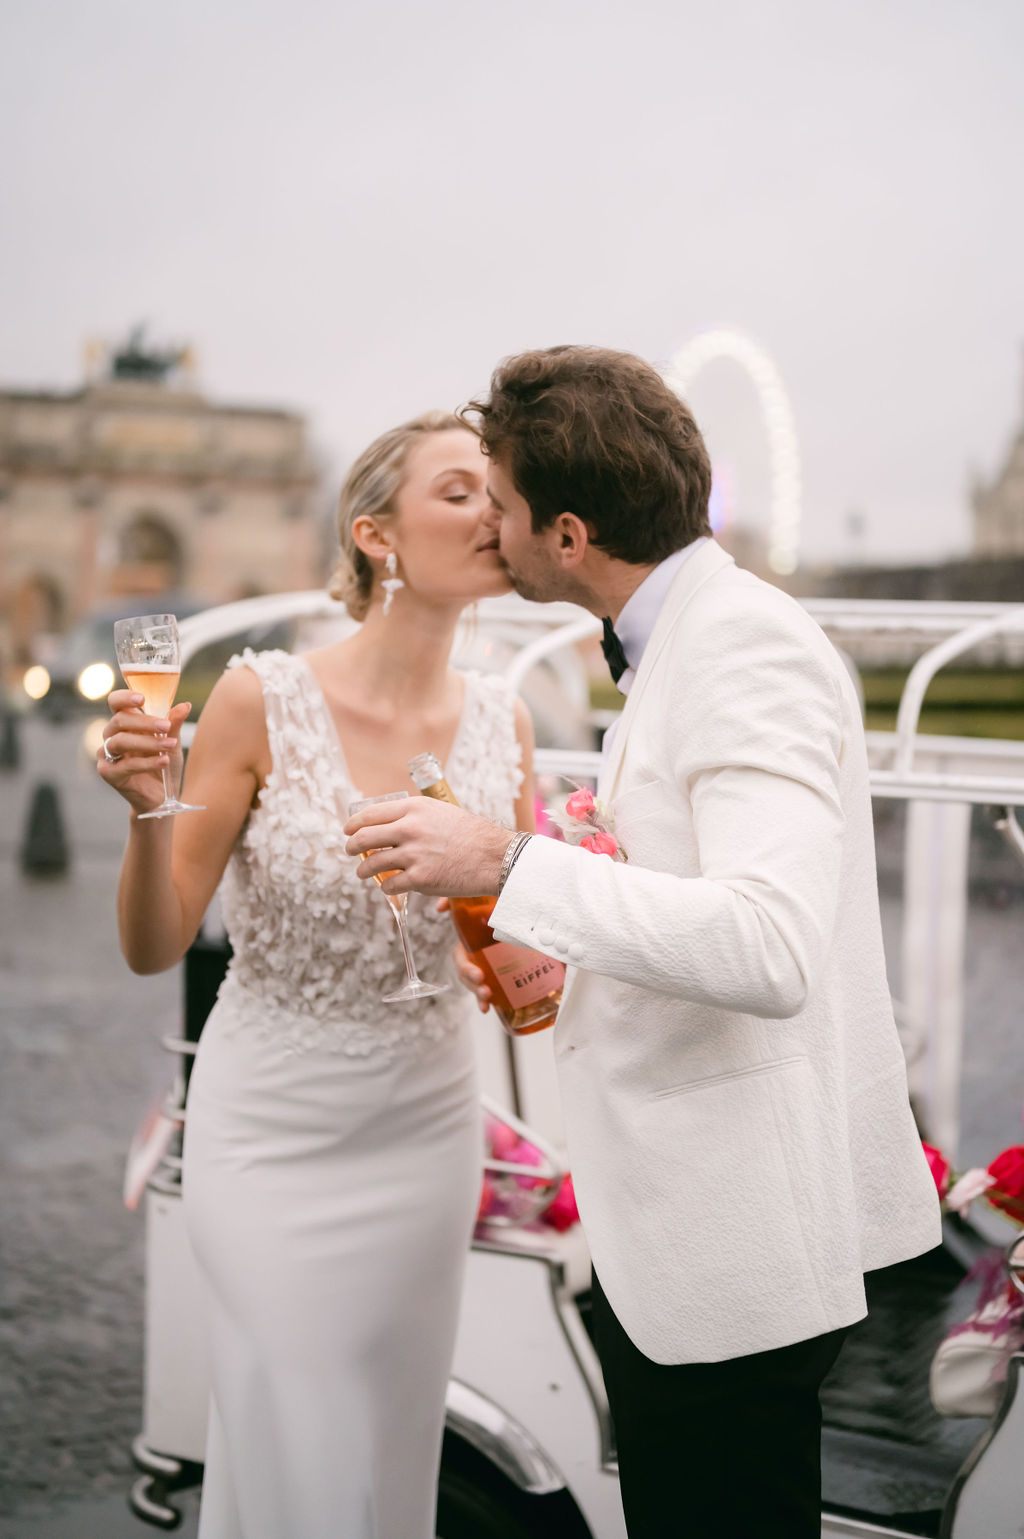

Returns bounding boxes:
[1,714,181,1530]
[1,711,1022,1535]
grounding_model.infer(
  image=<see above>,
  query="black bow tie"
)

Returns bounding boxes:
[601,617,629,687]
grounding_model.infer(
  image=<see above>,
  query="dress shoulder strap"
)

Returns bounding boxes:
[226,648,320,769]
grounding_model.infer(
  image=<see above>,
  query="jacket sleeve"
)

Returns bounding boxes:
[489,601,848,1019]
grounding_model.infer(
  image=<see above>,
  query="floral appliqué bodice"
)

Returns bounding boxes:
[217,649,523,1058]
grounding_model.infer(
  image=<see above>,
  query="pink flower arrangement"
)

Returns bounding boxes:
[923,1134,1024,1226]
[924,1131,1024,1377]
[549,782,627,862]
[533,791,563,841]
[543,1173,580,1232]
[476,1113,581,1235]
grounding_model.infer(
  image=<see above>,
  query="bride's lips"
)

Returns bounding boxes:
[475,537,501,554]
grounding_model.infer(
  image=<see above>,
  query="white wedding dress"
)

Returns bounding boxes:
[182,649,522,1539]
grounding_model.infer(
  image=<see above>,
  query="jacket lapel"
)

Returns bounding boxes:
[559,542,733,1019]
[598,540,734,804]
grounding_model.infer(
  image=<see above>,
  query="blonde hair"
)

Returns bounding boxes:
[330,410,465,620]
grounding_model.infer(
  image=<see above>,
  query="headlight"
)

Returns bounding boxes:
[78,661,116,701]
[81,717,109,760]
[23,665,51,700]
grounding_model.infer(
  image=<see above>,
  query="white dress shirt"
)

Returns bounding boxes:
[601,538,708,758]
[613,538,708,696]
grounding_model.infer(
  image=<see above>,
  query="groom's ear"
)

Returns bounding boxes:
[553,512,590,570]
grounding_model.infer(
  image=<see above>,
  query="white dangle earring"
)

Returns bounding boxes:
[381,550,405,615]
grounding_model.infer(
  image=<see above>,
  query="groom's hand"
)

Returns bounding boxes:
[344,797,512,898]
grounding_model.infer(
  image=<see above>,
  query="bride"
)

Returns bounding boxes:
[97,411,536,1538]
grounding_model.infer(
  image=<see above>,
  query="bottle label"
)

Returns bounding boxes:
[482,942,566,1006]
[418,780,459,806]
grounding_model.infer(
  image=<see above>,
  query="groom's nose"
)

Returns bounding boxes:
[482,499,501,533]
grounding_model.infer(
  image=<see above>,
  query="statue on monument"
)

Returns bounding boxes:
[110,324,190,383]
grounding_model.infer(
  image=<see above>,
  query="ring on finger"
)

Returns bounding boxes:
[103,741,122,764]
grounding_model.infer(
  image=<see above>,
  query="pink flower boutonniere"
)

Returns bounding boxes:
[550,783,627,862]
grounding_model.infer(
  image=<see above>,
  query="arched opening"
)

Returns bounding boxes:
[11,574,66,667]
[113,512,185,594]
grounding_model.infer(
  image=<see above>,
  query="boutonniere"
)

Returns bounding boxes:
[548,785,627,861]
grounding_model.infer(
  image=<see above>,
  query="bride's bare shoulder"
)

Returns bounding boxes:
[192,662,268,753]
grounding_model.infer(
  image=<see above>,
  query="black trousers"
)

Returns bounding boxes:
[591,1270,850,1539]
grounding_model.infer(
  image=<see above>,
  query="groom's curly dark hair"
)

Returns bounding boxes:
[462,346,712,563]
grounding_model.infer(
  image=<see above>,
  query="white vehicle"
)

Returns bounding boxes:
[126,590,1024,1538]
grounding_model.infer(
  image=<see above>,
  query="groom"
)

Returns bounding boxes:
[346,345,940,1536]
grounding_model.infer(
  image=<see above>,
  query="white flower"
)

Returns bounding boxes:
[946,1168,997,1217]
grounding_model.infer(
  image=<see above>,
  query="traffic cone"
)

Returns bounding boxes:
[0,708,19,772]
[20,781,70,876]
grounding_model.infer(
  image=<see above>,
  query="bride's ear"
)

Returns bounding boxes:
[351,514,393,566]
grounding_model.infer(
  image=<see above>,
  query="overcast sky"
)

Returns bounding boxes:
[2,0,1022,567]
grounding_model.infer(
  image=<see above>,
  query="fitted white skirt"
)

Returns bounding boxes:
[182,983,481,1539]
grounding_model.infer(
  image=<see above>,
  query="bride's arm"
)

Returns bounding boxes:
[103,667,267,975]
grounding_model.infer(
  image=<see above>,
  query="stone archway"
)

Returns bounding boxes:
[10,573,66,666]
[114,512,185,593]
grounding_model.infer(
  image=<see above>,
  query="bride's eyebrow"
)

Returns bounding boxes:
[431,468,472,486]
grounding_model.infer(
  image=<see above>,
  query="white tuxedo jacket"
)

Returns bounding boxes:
[491,541,940,1364]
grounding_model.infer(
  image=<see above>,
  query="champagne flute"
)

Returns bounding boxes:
[113,614,205,820]
[348,792,449,1003]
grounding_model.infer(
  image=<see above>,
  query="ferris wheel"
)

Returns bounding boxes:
[665,329,802,576]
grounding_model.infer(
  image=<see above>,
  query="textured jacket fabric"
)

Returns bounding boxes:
[491,540,941,1364]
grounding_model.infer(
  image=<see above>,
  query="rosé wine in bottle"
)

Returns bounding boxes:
[408,752,564,1036]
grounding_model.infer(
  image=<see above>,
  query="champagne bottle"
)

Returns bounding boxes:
[408,752,564,1036]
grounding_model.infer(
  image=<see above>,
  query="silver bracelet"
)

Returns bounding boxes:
[497,831,531,894]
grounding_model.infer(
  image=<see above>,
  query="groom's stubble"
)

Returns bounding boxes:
[489,463,602,611]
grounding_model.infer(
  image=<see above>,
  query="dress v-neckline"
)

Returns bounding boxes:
[297,654,475,801]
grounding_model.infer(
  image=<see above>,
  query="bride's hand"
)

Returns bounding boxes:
[97,689,192,816]
[436,899,492,1014]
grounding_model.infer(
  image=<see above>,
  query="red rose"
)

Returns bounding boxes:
[580,831,619,857]
[922,1142,950,1199]
[987,1145,1024,1223]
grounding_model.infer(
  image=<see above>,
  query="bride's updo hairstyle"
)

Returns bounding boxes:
[330,410,464,620]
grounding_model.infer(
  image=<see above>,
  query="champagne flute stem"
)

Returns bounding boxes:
[154,730,175,807]
[391,907,422,985]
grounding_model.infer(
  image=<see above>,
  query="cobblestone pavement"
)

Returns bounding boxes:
[1,713,1022,1533]
[1,716,180,1527]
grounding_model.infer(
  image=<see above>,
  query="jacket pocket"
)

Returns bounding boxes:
[652,1055,806,1102]
[611,779,671,824]
[637,1052,830,1335]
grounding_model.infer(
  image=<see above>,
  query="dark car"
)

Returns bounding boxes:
[28,598,295,721]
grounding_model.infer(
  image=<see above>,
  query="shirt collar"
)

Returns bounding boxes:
[613,538,708,694]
